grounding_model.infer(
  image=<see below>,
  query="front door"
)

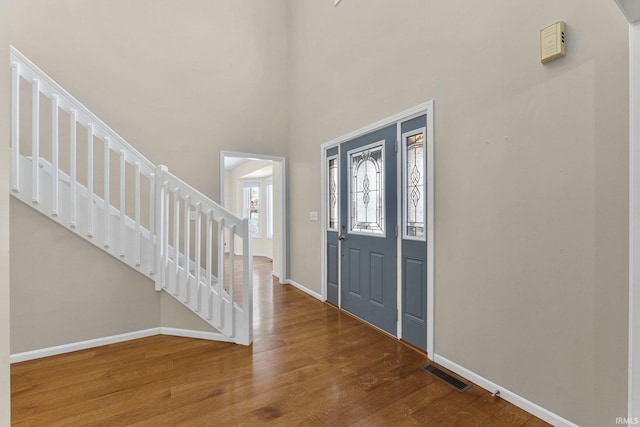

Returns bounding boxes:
[339,124,398,335]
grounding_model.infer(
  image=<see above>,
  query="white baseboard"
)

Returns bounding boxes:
[433,354,579,427]
[10,327,233,363]
[286,279,324,301]
[252,252,273,259]
[272,272,284,283]
[159,327,232,343]
[10,328,160,363]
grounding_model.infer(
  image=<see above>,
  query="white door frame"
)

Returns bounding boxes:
[320,100,435,359]
[613,1,640,420]
[616,0,640,417]
[220,151,287,283]
[629,20,640,422]
[613,2,640,419]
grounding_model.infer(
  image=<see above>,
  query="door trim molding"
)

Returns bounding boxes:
[220,151,288,284]
[613,2,640,420]
[425,103,435,358]
[629,21,640,422]
[322,102,434,149]
[320,100,435,359]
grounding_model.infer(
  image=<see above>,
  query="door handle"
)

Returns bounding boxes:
[338,235,346,241]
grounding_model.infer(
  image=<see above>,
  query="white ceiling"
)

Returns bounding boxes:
[224,156,253,170]
[616,0,640,23]
[241,165,273,179]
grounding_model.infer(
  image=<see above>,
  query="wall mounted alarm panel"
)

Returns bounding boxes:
[540,21,566,64]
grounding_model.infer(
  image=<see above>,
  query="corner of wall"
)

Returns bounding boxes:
[1,0,12,423]
[159,292,220,334]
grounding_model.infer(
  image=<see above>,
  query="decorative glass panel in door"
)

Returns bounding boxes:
[349,144,384,235]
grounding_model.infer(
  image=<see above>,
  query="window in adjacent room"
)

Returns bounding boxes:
[266,177,273,239]
[243,181,261,237]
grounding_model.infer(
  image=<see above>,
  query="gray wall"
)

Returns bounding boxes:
[10,0,290,351]
[9,200,161,353]
[288,1,628,426]
[7,1,632,425]
[1,0,11,423]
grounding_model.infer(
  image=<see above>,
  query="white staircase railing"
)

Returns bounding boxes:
[9,46,253,345]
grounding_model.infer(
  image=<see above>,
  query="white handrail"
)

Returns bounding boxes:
[9,46,252,345]
[10,47,155,176]
[158,170,253,343]
[163,170,245,230]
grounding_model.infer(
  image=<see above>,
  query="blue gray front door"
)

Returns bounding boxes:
[325,114,429,350]
[340,124,398,335]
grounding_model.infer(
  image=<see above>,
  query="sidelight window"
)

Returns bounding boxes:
[403,129,426,240]
[328,156,338,231]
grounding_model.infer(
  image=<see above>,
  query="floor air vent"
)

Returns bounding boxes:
[421,364,471,392]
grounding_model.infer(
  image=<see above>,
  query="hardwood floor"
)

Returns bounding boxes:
[11,257,550,426]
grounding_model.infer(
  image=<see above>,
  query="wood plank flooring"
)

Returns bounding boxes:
[11,257,550,426]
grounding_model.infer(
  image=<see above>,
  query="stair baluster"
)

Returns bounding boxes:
[9,46,253,345]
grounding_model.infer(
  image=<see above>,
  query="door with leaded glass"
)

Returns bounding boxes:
[339,124,398,335]
[324,105,432,353]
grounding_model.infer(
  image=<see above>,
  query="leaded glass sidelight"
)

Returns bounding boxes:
[404,131,425,239]
[349,143,385,235]
[328,157,338,230]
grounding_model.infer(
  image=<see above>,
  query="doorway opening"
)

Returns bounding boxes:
[220,152,287,284]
